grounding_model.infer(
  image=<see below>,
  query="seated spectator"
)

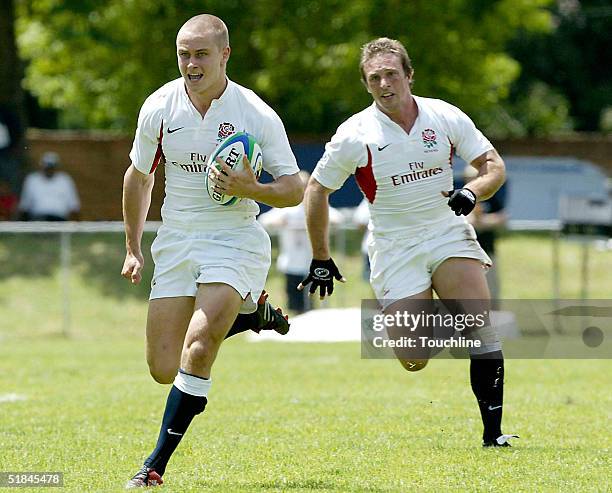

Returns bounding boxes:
[19,152,80,221]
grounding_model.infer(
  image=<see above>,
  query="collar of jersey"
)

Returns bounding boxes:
[371,96,422,137]
[181,77,234,114]
[210,77,234,107]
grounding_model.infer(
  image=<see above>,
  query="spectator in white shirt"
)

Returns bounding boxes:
[19,152,80,221]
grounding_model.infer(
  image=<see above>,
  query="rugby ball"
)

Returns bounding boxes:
[205,132,263,206]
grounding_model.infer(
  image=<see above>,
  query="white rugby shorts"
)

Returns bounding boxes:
[149,221,271,313]
[369,218,491,308]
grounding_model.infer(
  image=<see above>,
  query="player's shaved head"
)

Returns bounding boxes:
[177,14,229,49]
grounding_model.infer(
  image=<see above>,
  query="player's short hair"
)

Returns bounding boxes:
[359,37,413,83]
[178,14,229,50]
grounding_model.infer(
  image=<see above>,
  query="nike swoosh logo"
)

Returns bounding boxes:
[167,127,184,134]
[377,144,391,151]
[488,405,502,411]
[167,428,183,436]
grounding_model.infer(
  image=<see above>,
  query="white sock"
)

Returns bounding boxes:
[173,369,212,397]
[467,325,502,356]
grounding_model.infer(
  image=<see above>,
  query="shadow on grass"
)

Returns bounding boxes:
[0,232,155,300]
[0,233,62,279]
[0,228,370,302]
[200,479,389,492]
[73,232,156,300]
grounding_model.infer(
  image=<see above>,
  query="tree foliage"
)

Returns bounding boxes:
[508,0,612,133]
[1,0,25,139]
[17,0,554,135]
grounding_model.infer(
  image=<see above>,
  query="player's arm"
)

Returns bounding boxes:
[444,149,506,216]
[304,178,333,259]
[298,122,358,297]
[246,170,304,208]
[297,177,345,299]
[121,164,154,284]
[464,148,505,201]
[442,104,506,215]
[210,160,303,208]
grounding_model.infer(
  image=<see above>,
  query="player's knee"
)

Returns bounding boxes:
[148,364,177,384]
[399,359,429,372]
[184,337,216,367]
[147,357,178,384]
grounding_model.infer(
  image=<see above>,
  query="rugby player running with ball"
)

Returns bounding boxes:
[121,14,303,488]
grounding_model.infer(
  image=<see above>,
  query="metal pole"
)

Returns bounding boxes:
[552,229,560,301]
[552,229,562,333]
[581,240,589,300]
[60,231,71,337]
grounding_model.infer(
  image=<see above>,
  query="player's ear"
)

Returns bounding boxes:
[222,46,231,64]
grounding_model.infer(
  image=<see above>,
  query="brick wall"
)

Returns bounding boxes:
[24,129,612,221]
[495,135,612,175]
[25,129,165,220]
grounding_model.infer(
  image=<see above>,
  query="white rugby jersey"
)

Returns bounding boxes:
[130,78,299,229]
[313,96,493,236]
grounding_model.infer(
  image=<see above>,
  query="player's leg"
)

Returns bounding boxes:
[432,257,490,299]
[486,253,500,310]
[368,235,434,372]
[432,257,516,446]
[225,290,290,338]
[211,222,289,338]
[145,297,194,384]
[384,288,434,372]
[181,282,243,376]
[127,283,242,488]
[143,225,197,385]
[144,291,286,383]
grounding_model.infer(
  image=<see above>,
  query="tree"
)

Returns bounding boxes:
[508,0,612,132]
[0,0,25,189]
[16,0,554,135]
[1,0,24,116]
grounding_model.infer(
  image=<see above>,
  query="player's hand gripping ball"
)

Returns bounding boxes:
[205,132,263,206]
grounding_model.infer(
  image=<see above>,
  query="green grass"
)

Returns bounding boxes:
[0,232,611,491]
[1,340,610,492]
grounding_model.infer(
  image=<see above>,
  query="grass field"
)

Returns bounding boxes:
[0,232,611,491]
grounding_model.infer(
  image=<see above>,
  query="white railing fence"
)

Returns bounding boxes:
[0,220,563,336]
